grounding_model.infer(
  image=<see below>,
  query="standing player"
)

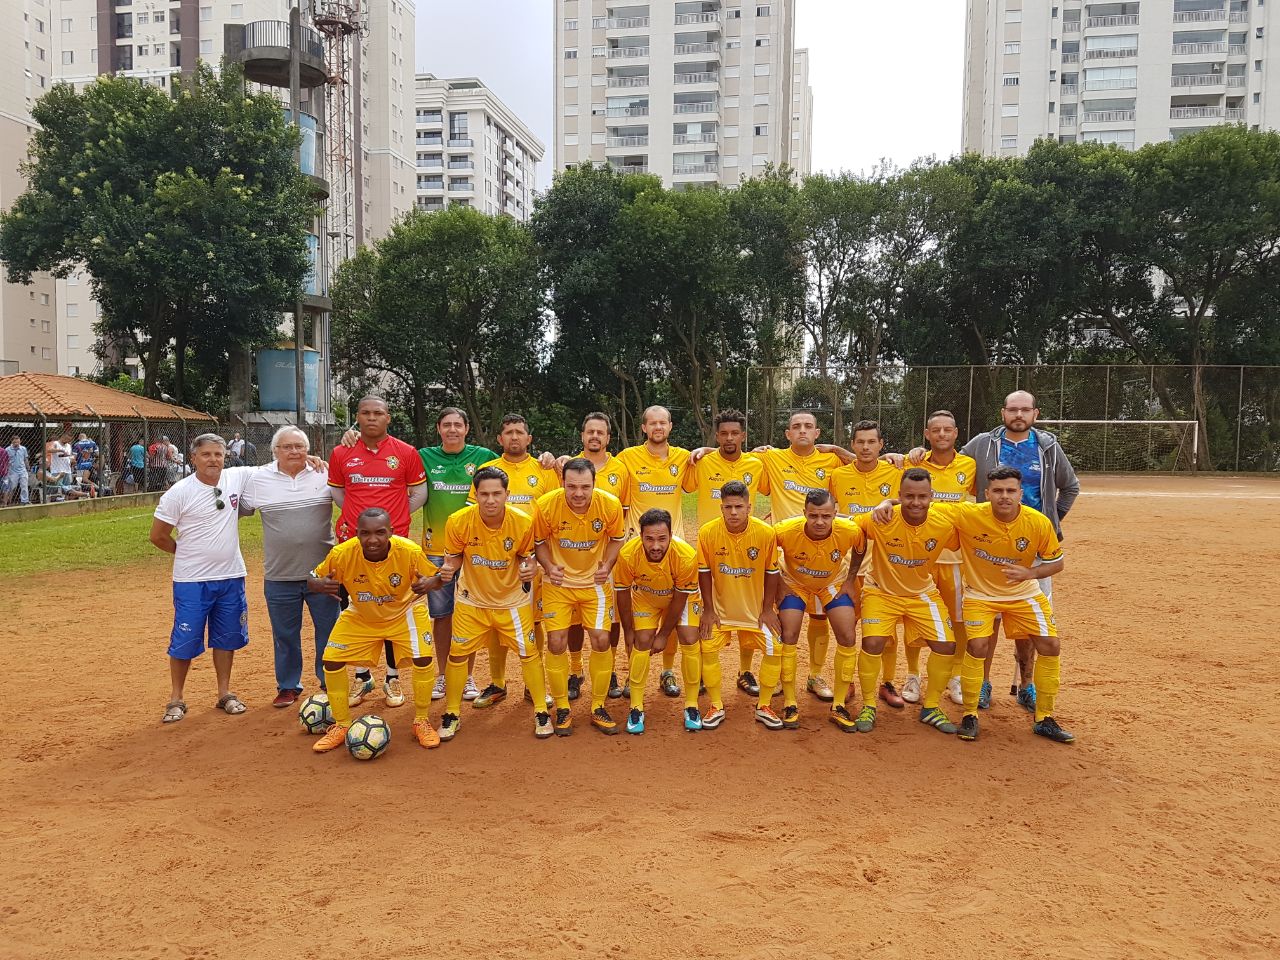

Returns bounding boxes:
[697,481,782,731]
[308,507,443,753]
[534,458,627,735]
[616,405,694,699]
[853,468,961,736]
[566,412,632,701]
[328,396,428,708]
[436,466,552,741]
[682,409,766,694]
[773,490,863,731]
[613,508,701,734]
[469,413,560,707]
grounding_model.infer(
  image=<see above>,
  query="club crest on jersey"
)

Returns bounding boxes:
[592,518,604,532]
[389,573,402,587]
[743,472,753,485]
[830,548,842,562]
[669,464,679,476]
[956,471,967,484]
[465,463,476,476]
[747,546,760,560]
[815,468,826,480]
[503,537,514,551]
[879,483,891,496]
[925,538,938,552]
[1016,537,1030,551]
[607,472,619,486]
[386,456,400,470]
[527,475,538,487]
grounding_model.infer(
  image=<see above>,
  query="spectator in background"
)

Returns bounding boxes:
[0,441,11,504]
[4,436,30,505]
[166,437,182,487]
[46,433,73,493]
[72,432,98,484]
[147,436,172,492]
[124,440,146,493]
[228,433,246,466]
[241,436,258,467]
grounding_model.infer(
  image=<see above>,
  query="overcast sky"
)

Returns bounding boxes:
[415,0,965,183]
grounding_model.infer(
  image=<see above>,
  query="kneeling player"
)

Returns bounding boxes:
[309,508,443,752]
[697,481,782,731]
[774,490,864,731]
[613,508,701,734]
[438,466,552,741]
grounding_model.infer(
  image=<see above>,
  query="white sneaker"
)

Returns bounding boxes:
[431,673,446,701]
[462,675,480,701]
[946,676,963,705]
[901,674,922,704]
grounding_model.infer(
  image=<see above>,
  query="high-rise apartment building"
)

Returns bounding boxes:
[553,0,813,187]
[360,0,416,243]
[791,46,813,173]
[413,74,544,220]
[963,0,1280,156]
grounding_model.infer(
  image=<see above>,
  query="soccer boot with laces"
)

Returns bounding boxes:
[1033,716,1075,744]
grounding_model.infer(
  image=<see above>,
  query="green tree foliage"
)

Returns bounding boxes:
[0,65,315,403]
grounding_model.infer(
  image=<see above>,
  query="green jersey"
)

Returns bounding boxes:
[419,443,496,555]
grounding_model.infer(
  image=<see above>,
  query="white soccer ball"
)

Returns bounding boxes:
[346,715,391,760]
[297,693,333,735]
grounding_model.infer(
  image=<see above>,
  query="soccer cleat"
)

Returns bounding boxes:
[1017,683,1038,714]
[591,706,619,735]
[567,674,583,701]
[946,676,963,705]
[807,676,835,702]
[879,682,905,709]
[782,705,800,730]
[414,718,442,749]
[383,677,406,708]
[473,684,507,709]
[437,712,460,741]
[1033,716,1075,744]
[626,708,645,735]
[829,704,857,733]
[660,670,681,698]
[958,714,979,742]
[554,707,574,736]
[534,711,554,739]
[701,707,726,729]
[737,671,760,696]
[755,705,784,730]
[462,676,480,701]
[684,706,703,731]
[902,674,922,704]
[348,676,374,708]
[979,679,993,710]
[919,706,958,735]
[431,674,446,701]
[855,705,877,733]
[312,723,349,753]
[607,672,624,700]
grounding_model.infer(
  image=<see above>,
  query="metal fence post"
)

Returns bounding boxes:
[922,366,930,432]
[966,366,974,438]
[1235,365,1244,472]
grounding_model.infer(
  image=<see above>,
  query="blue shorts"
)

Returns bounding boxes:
[426,555,456,619]
[779,591,855,614]
[169,577,250,659]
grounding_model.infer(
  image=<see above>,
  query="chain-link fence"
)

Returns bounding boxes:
[745,365,1280,472]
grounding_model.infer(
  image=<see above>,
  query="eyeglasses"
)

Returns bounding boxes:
[214,487,225,510]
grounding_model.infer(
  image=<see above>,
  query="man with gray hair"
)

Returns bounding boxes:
[240,426,339,708]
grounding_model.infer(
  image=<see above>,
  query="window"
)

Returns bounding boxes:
[753,93,769,104]
[1001,137,1018,148]
[137,44,147,56]
[753,153,768,164]
[1256,59,1263,71]
[35,47,45,61]
[1002,103,1020,116]
[40,293,49,305]
[564,47,578,59]
[1005,42,1021,54]
[756,37,770,47]
[564,76,578,86]
[200,7,212,21]
[724,95,739,106]
[725,65,740,77]
[137,12,148,23]
[724,124,739,136]
[754,64,770,75]
[564,104,579,115]
[42,348,53,360]
[565,18,577,30]
[727,39,741,48]
[729,8,742,18]
[754,123,768,135]
[90,15,96,29]
[1006,9,1022,23]
[153,11,163,22]
[66,334,79,348]
[62,50,73,64]
[90,49,97,63]
[757,5,771,15]
[61,18,72,32]
[230,4,242,17]
[1003,73,1020,86]
[199,39,212,54]
[35,18,44,33]
[67,366,80,376]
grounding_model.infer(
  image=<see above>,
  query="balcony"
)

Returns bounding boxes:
[1173,41,1228,54]
[675,41,719,55]
[1171,72,1227,86]
[1060,116,1077,127]
[1083,109,1136,122]
[608,45,649,58]
[1085,77,1138,90]
[673,132,718,144]
[1064,20,1081,32]
[1086,46,1139,59]
[1230,11,1249,22]
[1228,43,1247,55]
[608,75,650,87]
[606,135,650,148]
[1225,106,1246,119]
[606,16,650,29]
[673,161,718,175]
[1226,74,1247,86]
[284,108,328,198]
[1171,105,1224,118]
[674,71,717,84]
[1063,52,1080,63]
[448,181,474,191]
[416,136,443,146]
[1173,9,1227,23]
[612,163,649,173]
[673,100,718,114]
[1061,82,1080,95]
[606,105,649,117]
[447,137,474,147]
[234,20,327,88]
[675,12,719,25]
[1087,15,1140,27]
[447,160,474,169]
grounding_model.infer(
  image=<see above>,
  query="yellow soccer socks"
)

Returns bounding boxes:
[757,654,782,710]
[701,647,724,710]
[739,641,754,676]
[662,641,677,674]
[780,644,799,707]
[589,648,613,710]
[1033,654,1061,722]
[832,643,858,704]
[519,654,549,715]
[681,644,702,709]
[923,651,954,710]
[960,651,985,716]
[488,638,508,689]
[858,650,883,709]
[545,650,571,710]
[324,665,350,726]
[629,648,652,711]
[807,619,829,679]
[444,655,469,716]
[881,636,898,685]
[905,643,922,678]
[412,662,435,723]
[570,647,583,677]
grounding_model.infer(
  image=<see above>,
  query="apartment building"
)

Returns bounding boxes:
[553,0,814,187]
[413,74,544,220]
[963,0,1280,156]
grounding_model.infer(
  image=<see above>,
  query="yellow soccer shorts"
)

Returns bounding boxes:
[631,595,702,633]
[860,587,955,646]
[543,582,615,632]
[933,562,963,621]
[964,593,1057,640]
[707,622,777,655]
[449,601,537,658]
[323,605,433,667]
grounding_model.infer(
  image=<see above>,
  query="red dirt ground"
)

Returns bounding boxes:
[2,474,1277,960]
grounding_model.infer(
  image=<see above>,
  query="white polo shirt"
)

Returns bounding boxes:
[240,462,335,581]
[154,467,254,582]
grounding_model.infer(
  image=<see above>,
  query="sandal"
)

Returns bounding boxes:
[162,700,187,724]
[215,693,247,715]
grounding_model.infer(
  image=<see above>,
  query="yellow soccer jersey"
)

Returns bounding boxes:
[696,516,779,629]
[311,536,437,624]
[613,536,699,612]
[830,460,903,517]
[443,504,535,609]
[683,449,765,532]
[578,451,632,508]
[852,509,959,596]
[943,501,1063,602]
[615,444,692,522]
[467,455,559,508]
[919,452,977,563]
[533,488,626,589]
[756,446,842,521]
[774,515,866,597]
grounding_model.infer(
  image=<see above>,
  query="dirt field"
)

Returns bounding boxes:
[3,474,1278,960]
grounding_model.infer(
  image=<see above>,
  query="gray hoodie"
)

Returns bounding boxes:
[960,426,1080,538]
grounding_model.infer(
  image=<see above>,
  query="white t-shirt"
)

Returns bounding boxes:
[48,442,72,474]
[154,467,254,582]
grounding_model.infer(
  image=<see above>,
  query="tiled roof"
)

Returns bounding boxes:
[0,374,216,422]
